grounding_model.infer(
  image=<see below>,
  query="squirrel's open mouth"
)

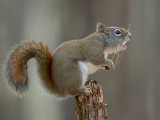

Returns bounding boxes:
[117,37,130,51]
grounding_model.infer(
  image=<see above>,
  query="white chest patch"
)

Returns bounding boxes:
[104,50,108,60]
[84,62,100,74]
[78,61,100,85]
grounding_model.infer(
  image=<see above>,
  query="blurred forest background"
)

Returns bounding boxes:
[0,0,160,120]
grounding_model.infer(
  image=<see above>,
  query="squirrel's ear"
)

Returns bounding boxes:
[96,23,106,32]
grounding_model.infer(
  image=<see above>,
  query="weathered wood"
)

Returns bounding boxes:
[75,80,108,120]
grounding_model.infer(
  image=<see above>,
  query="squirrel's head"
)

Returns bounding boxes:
[96,23,131,54]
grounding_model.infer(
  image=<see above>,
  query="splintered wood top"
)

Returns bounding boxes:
[75,80,108,120]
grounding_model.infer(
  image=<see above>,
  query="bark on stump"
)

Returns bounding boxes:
[75,80,108,120]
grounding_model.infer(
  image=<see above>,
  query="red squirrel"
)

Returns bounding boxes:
[3,23,131,97]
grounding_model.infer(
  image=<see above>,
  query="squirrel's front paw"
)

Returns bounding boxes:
[104,60,114,70]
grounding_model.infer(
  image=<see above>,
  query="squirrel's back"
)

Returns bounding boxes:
[3,40,55,96]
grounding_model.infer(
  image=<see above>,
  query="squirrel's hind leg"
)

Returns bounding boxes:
[68,61,91,96]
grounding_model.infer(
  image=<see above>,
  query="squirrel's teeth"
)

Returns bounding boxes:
[122,41,126,45]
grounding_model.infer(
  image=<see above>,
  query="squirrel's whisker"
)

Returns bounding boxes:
[118,51,122,64]
[128,24,130,32]
[111,53,116,61]
[115,53,120,69]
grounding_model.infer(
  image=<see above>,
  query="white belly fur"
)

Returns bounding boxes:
[78,61,100,84]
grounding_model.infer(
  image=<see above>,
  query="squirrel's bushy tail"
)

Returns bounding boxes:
[3,40,54,96]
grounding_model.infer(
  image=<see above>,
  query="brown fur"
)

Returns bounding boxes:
[3,23,131,97]
[4,40,54,95]
[51,33,112,97]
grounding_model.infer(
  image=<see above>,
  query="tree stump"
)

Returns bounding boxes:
[75,80,108,120]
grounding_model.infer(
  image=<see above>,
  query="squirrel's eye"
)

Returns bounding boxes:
[114,29,121,36]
